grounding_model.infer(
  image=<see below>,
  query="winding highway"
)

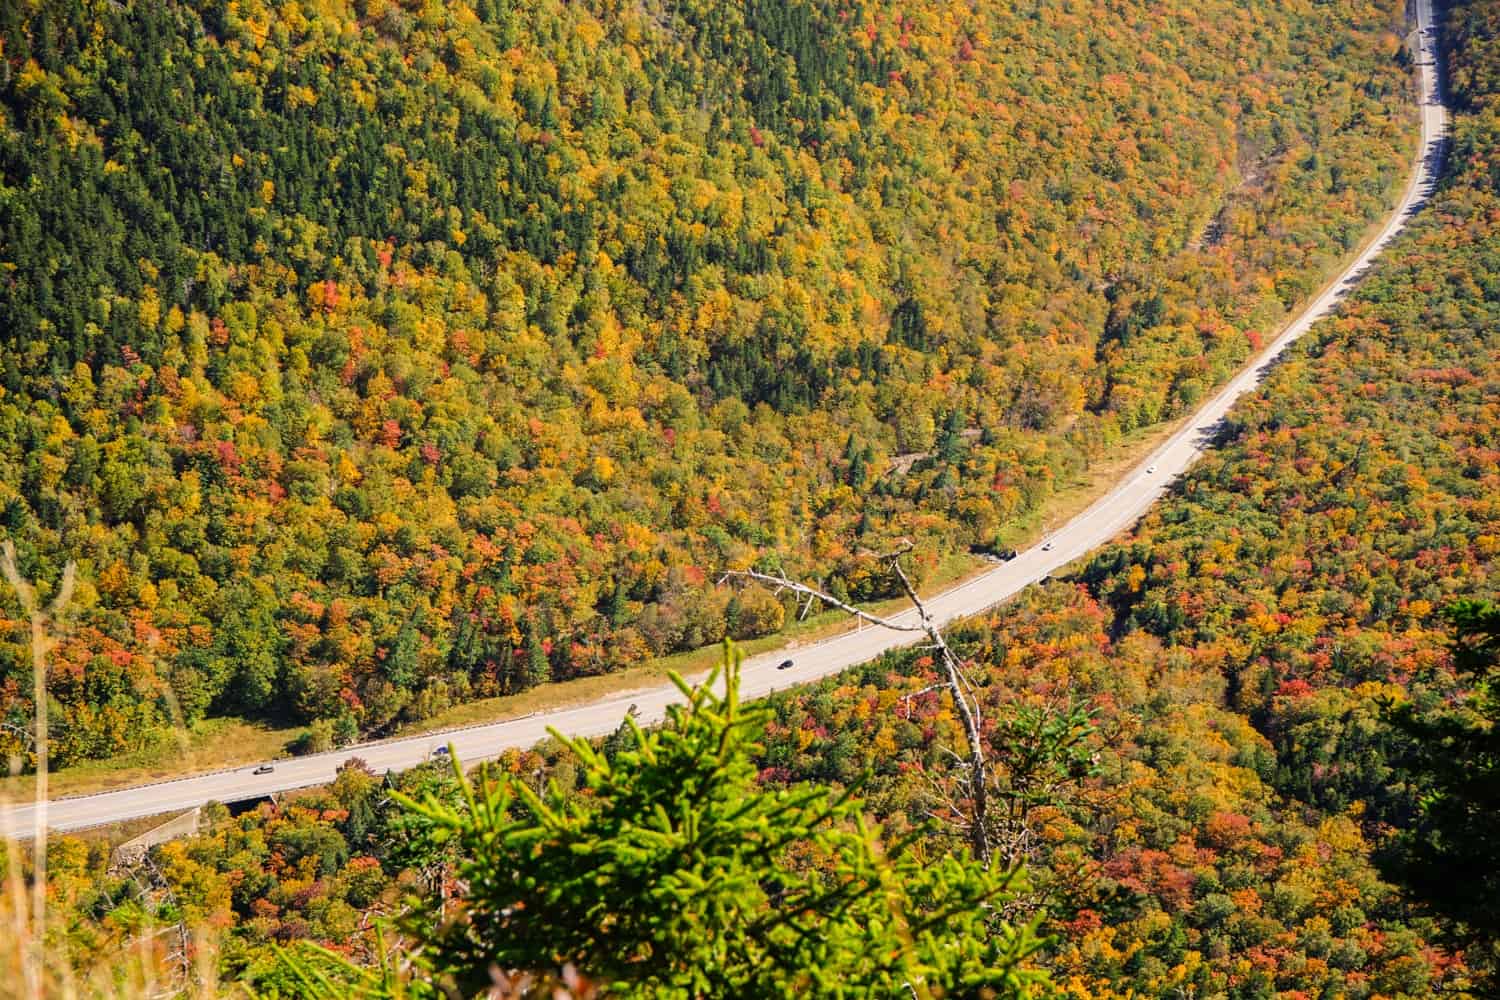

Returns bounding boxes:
[0,0,1449,839]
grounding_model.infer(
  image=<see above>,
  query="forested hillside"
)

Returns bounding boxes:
[15,0,1500,994]
[756,0,1500,990]
[0,0,1417,762]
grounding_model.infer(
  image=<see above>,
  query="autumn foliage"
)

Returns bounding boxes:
[0,0,1417,762]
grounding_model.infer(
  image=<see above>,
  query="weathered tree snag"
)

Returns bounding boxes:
[721,545,993,866]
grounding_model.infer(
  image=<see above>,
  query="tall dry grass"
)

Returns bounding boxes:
[0,836,223,1000]
[0,542,222,999]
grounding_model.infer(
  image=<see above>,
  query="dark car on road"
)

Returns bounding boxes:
[777,659,795,670]
[252,764,274,775]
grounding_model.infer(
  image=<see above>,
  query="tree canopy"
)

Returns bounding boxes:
[0,0,1417,764]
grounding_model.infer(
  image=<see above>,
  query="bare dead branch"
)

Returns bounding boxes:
[858,539,917,562]
[50,563,76,620]
[723,551,993,865]
[884,555,992,865]
[0,722,33,750]
[898,684,945,719]
[718,569,924,633]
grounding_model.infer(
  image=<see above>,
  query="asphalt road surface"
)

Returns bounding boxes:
[0,0,1449,839]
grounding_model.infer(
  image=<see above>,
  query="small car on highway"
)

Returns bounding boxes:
[252,764,274,775]
[777,659,795,670]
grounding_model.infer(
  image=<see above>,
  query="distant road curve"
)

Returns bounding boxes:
[0,0,1449,839]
